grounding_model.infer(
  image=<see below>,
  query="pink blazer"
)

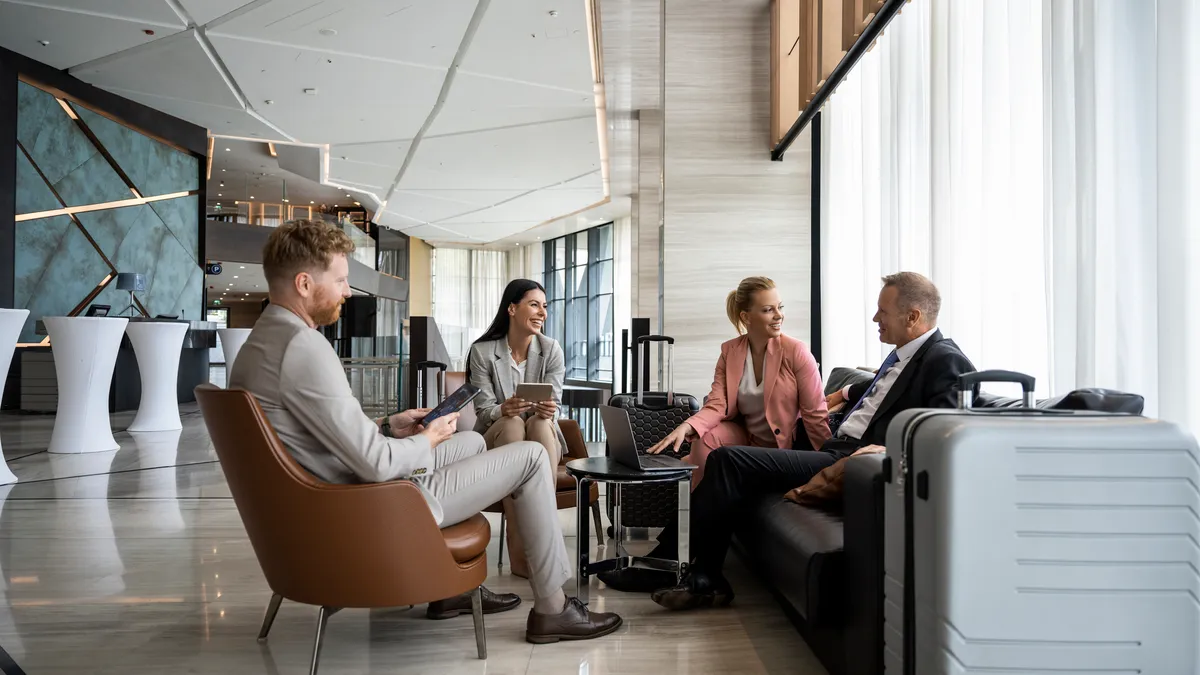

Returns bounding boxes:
[687,334,831,451]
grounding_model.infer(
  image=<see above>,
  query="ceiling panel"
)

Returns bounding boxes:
[403,116,601,191]
[438,187,603,226]
[398,224,475,242]
[177,0,258,26]
[329,140,413,168]
[0,2,183,69]
[72,31,243,110]
[457,0,592,92]
[210,35,445,144]
[3,0,185,28]
[384,188,526,223]
[101,86,286,139]
[426,71,594,136]
[327,158,398,192]
[207,0,475,69]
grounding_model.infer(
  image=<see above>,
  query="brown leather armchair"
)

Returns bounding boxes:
[195,385,491,675]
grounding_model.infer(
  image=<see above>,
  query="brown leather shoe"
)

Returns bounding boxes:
[525,597,623,644]
[426,586,521,620]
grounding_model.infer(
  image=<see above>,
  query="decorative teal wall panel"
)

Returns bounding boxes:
[14,215,73,313]
[15,82,97,187]
[74,204,153,264]
[149,194,199,259]
[76,107,199,194]
[15,150,58,214]
[12,80,202,334]
[52,150,133,208]
[16,219,111,342]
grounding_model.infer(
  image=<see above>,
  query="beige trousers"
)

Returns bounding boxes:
[415,431,571,600]
[482,415,563,578]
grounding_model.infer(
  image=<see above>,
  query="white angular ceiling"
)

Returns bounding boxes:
[0,0,608,244]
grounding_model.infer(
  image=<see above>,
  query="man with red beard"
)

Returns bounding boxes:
[230,220,621,644]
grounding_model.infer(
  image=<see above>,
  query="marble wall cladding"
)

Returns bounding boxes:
[16,219,111,342]
[662,0,813,397]
[15,150,58,215]
[12,81,202,332]
[75,107,199,195]
[15,82,97,187]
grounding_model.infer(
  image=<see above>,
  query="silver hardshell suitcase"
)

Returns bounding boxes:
[883,370,1200,674]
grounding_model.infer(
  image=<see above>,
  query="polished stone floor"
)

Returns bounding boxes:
[0,399,825,674]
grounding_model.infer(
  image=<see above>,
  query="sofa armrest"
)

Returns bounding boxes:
[843,452,887,675]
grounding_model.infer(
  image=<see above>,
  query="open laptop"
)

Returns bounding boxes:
[600,405,695,472]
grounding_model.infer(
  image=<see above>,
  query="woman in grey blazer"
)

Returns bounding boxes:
[467,279,566,463]
[468,279,565,580]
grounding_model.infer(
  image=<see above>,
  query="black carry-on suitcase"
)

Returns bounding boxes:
[605,335,700,529]
[884,370,1200,674]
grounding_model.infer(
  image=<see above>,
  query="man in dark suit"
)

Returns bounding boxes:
[651,272,976,611]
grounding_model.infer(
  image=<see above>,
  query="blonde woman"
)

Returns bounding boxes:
[648,276,830,483]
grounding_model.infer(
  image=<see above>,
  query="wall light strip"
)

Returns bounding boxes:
[55,97,79,120]
[15,191,198,222]
[583,0,611,199]
[267,142,277,157]
[206,136,214,181]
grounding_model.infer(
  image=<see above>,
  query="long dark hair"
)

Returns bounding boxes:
[469,279,546,378]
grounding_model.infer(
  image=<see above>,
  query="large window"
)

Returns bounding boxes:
[544,224,614,384]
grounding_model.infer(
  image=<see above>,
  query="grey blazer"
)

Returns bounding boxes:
[467,334,566,452]
[229,306,441,516]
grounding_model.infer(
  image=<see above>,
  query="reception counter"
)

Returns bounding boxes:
[12,319,217,413]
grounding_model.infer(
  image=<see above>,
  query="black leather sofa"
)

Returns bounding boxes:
[731,368,1144,675]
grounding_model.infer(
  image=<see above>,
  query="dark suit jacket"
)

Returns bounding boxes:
[822,329,975,458]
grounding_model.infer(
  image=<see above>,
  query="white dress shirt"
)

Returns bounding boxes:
[837,327,938,441]
[736,349,776,445]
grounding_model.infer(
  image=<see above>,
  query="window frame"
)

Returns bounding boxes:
[543,223,614,386]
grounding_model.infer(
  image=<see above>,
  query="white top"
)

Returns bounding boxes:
[837,327,938,441]
[509,354,527,383]
[737,349,775,445]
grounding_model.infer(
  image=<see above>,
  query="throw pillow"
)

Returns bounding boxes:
[786,455,851,507]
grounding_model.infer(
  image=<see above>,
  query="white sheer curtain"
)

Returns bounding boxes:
[822,0,1200,432]
[431,247,510,369]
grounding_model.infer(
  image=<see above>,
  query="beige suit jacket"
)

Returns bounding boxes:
[229,305,435,487]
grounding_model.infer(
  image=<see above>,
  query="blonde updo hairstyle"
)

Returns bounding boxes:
[725,276,776,335]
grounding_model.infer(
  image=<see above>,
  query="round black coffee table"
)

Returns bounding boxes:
[565,456,694,604]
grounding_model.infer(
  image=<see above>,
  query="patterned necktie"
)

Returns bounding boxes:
[842,349,900,423]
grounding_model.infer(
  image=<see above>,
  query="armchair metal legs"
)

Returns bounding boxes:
[258,593,283,642]
[471,586,487,659]
[497,514,507,571]
[309,606,340,675]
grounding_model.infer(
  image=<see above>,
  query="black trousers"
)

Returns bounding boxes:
[659,445,838,574]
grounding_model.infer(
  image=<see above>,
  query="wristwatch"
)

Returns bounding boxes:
[380,420,395,438]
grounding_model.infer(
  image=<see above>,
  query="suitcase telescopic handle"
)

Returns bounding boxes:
[637,335,675,345]
[414,360,448,371]
[957,370,1036,409]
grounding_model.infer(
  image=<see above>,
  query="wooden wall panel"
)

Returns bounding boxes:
[771,0,801,145]
[818,0,845,84]
[664,0,812,397]
[799,0,820,105]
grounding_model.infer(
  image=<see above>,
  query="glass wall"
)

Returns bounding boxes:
[544,223,614,384]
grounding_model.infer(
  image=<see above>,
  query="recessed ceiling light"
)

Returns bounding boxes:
[319,28,338,36]
[38,40,50,47]
[353,201,360,206]
[240,266,245,269]
[233,276,239,279]
[303,88,318,95]
[264,99,274,105]
[225,148,231,152]
[548,10,558,16]
[221,169,226,172]
[310,201,314,204]
[249,196,254,199]
[217,193,222,197]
